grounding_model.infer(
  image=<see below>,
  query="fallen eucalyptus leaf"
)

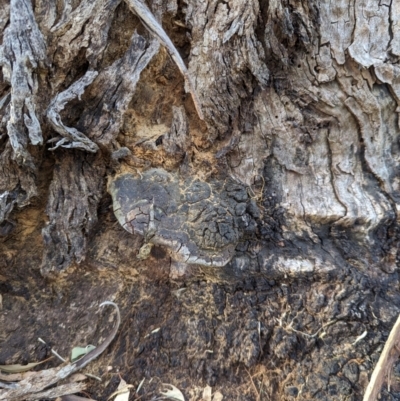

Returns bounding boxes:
[70,345,96,362]
[0,357,52,373]
[160,383,185,401]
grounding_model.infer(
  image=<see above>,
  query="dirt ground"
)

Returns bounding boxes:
[1,190,400,401]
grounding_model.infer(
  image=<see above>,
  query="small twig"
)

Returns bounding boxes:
[245,368,260,401]
[136,169,143,179]
[363,313,400,401]
[38,338,67,363]
[22,382,87,400]
[83,373,102,382]
[136,378,145,393]
[61,395,97,401]
[352,330,368,346]
[287,319,337,339]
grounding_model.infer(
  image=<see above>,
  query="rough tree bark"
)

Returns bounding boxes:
[1,0,400,400]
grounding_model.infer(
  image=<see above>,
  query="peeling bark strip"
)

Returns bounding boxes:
[44,0,122,72]
[0,0,46,163]
[41,151,105,276]
[162,106,189,156]
[0,0,45,229]
[0,144,37,230]
[47,71,99,153]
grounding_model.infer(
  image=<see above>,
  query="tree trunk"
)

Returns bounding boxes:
[1,0,400,400]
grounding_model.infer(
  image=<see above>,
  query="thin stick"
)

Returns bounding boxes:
[245,368,260,401]
[363,313,400,401]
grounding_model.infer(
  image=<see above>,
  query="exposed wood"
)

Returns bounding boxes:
[363,314,400,401]
[20,382,87,401]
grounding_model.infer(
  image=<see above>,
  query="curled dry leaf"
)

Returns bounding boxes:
[107,378,133,401]
[160,383,185,401]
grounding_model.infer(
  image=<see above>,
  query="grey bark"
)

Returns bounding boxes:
[1,0,400,399]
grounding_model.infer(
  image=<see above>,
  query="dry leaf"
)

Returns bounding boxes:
[160,383,185,401]
[202,385,212,401]
[107,378,133,401]
[212,391,223,401]
[0,357,52,373]
[0,302,120,401]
